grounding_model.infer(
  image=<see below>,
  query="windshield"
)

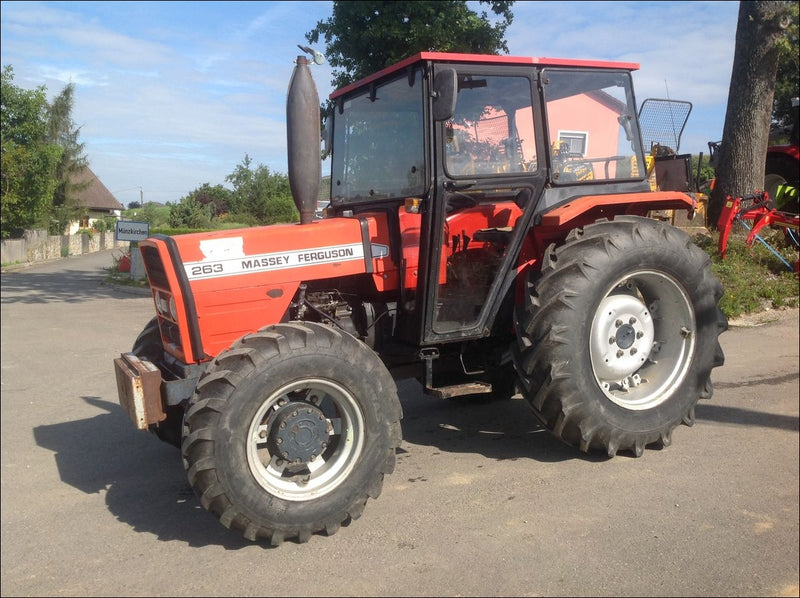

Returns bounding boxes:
[330,69,425,204]
[542,69,645,183]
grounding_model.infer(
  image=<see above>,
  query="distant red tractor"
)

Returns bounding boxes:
[764,96,799,213]
[114,48,727,545]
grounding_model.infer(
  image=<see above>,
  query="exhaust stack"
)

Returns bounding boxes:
[286,51,322,225]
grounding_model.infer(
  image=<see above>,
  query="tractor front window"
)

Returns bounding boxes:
[543,69,645,183]
[330,69,425,204]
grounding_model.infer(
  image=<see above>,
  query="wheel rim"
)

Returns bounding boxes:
[246,378,364,501]
[589,270,696,410]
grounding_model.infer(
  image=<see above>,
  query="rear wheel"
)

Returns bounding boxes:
[513,216,727,457]
[182,322,402,544]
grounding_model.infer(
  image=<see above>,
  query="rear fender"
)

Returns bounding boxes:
[534,191,696,247]
[513,191,698,302]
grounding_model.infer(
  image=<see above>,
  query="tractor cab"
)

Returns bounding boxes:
[324,53,650,347]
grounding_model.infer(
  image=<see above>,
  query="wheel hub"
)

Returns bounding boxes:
[269,402,330,464]
[591,293,655,382]
[615,323,636,349]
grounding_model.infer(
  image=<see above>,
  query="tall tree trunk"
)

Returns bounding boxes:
[708,1,790,228]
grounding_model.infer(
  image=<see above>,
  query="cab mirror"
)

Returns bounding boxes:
[433,69,457,121]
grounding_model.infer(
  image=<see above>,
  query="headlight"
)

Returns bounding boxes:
[154,291,172,319]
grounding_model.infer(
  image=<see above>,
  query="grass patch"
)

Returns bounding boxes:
[104,250,149,289]
[697,226,799,319]
[105,272,149,289]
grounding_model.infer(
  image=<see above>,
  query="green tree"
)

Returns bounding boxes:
[306,1,514,91]
[183,183,233,218]
[772,0,798,133]
[0,65,62,238]
[168,196,213,229]
[709,1,797,227]
[226,155,298,225]
[138,202,169,227]
[47,82,89,234]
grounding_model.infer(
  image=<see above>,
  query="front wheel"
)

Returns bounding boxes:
[513,216,727,457]
[182,322,402,544]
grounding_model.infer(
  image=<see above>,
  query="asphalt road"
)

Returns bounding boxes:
[1,249,798,597]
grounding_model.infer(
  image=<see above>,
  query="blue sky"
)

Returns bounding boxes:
[0,1,741,207]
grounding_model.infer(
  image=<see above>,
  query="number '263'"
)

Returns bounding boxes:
[191,263,223,276]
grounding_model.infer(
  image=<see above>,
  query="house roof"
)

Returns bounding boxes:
[71,167,124,211]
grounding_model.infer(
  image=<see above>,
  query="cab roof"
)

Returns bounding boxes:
[330,51,640,99]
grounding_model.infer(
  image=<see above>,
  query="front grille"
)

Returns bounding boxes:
[140,243,185,358]
[141,245,169,288]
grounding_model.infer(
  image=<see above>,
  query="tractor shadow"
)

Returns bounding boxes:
[394,378,602,464]
[30,390,593,551]
[32,396,254,550]
[393,377,800,459]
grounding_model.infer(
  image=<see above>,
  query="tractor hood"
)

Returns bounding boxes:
[138,215,399,361]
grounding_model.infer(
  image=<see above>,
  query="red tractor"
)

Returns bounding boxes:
[114,48,727,545]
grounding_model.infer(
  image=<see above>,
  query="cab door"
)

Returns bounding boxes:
[421,66,546,343]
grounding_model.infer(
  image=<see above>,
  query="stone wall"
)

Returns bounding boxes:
[1,229,130,266]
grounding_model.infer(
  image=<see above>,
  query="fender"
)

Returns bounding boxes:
[538,191,696,229]
[510,191,699,290]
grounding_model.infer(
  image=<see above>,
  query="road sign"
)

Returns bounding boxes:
[115,220,150,242]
